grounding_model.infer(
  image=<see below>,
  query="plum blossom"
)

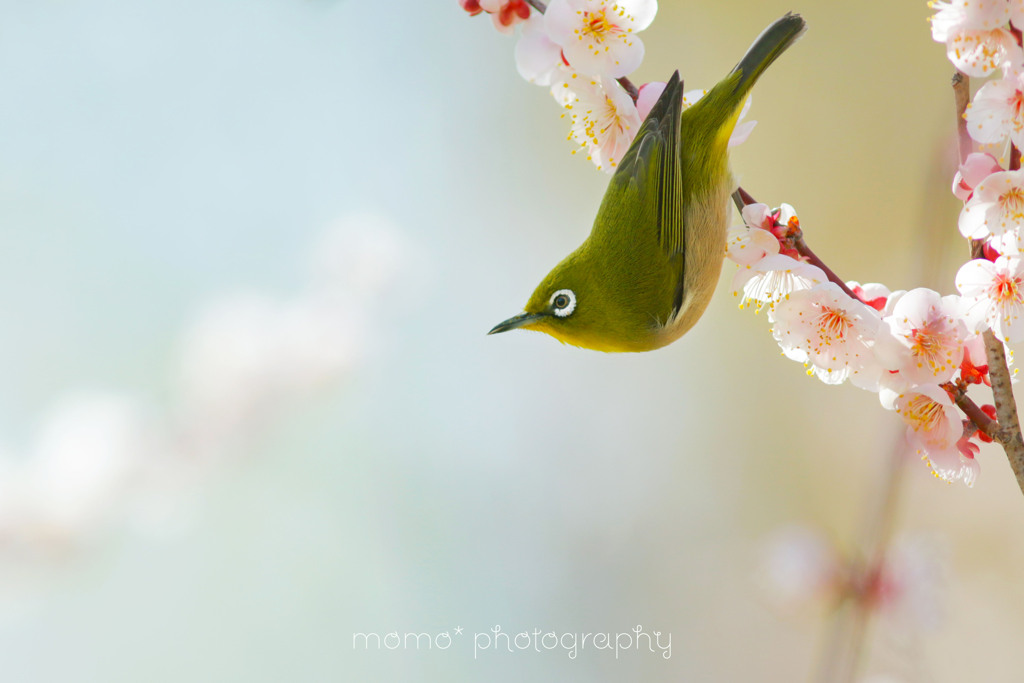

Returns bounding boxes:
[846,281,891,312]
[733,255,827,313]
[960,332,991,385]
[515,14,563,85]
[482,0,532,33]
[929,1,1023,76]
[726,223,780,266]
[545,0,657,78]
[559,73,642,170]
[959,169,1024,242]
[929,0,1016,39]
[957,255,1024,342]
[881,288,968,386]
[769,282,885,388]
[889,384,979,486]
[952,152,1003,201]
[965,72,1024,149]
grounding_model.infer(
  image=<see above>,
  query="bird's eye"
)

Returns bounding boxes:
[550,289,576,318]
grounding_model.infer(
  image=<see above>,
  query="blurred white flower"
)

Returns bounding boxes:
[758,525,843,614]
[310,212,411,298]
[0,393,157,551]
[873,534,947,630]
[174,292,364,442]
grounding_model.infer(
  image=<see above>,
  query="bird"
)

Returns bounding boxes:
[488,13,806,352]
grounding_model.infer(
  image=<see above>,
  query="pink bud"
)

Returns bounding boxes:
[636,82,666,121]
[953,152,1002,201]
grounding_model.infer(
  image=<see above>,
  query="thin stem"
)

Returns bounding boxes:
[525,0,547,12]
[792,235,860,301]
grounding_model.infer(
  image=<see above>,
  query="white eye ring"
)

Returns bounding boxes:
[550,289,576,318]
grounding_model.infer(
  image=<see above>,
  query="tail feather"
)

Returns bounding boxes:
[687,13,806,137]
[731,12,806,98]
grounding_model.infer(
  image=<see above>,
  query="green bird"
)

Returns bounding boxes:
[488,13,806,352]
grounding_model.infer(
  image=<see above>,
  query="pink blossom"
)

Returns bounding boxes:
[732,254,826,313]
[881,288,968,386]
[846,281,891,312]
[557,73,641,171]
[479,0,532,34]
[545,0,657,78]
[769,282,885,388]
[958,168,1024,242]
[965,72,1024,149]
[891,384,979,486]
[930,0,1023,76]
[952,152,1003,201]
[515,14,563,85]
[726,223,779,267]
[956,255,1024,342]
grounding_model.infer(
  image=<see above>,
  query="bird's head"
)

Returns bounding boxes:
[488,256,626,351]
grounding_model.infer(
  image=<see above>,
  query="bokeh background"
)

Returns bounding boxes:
[0,0,1020,681]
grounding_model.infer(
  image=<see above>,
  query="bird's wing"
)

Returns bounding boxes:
[610,71,686,315]
[613,71,685,257]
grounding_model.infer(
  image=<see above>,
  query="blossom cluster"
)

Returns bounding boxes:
[712,2,1024,488]
[726,201,992,486]
[460,0,752,171]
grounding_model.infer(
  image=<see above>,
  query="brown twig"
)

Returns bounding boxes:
[981,331,1024,495]
[943,380,1001,441]
[792,235,860,301]
[952,72,971,165]
[617,75,640,103]
[524,0,547,12]
[732,187,860,301]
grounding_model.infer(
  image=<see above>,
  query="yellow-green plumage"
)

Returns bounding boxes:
[489,13,807,352]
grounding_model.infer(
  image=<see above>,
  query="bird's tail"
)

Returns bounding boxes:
[687,13,806,145]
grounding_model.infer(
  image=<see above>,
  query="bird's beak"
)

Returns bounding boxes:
[488,311,547,335]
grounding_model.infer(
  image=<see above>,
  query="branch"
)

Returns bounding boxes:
[524,0,547,12]
[953,72,971,165]
[943,380,1001,441]
[981,331,1024,495]
[618,75,640,103]
[732,187,859,301]
[792,235,860,301]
